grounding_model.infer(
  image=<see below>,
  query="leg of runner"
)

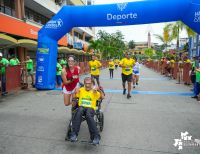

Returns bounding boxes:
[127,81,132,99]
[127,74,132,99]
[136,75,139,85]
[109,69,112,78]
[111,69,113,78]
[132,74,136,88]
[122,74,126,95]
[96,76,100,87]
[63,93,72,106]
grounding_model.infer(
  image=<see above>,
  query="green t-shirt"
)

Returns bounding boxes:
[195,62,200,82]
[26,59,33,70]
[56,63,62,75]
[9,58,20,66]
[196,72,200,82]
[60,59,67,67]
[0,58,9,75]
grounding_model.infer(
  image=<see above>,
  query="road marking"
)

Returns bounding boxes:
[99,77,168,81]
[53,88,192,96]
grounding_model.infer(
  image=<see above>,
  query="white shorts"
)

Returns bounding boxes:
[133,70,140,76]
[62,84,79,95]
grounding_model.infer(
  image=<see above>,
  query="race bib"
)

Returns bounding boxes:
[91,67,96,71]
[125,68,131,71]
[80,98,92,108]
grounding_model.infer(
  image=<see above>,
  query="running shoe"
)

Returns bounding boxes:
[123,89,126,95]
[70,132,77,142]
[127,94,131,99]
[91,136,100,145]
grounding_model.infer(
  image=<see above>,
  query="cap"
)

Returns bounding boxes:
[0,53,2,57]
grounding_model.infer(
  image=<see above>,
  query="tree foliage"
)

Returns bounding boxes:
[128,40,135,49]
[88,30,126,59]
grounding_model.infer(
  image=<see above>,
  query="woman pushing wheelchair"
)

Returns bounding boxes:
[69,77,105,145]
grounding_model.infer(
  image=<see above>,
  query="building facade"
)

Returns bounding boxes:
[0,0,95,63]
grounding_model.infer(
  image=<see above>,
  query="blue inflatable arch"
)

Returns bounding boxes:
[36,0,200,89]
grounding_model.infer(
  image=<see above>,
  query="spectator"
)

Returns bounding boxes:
[9,55,20,66]
[0,53,9,95]
[56,58,62,88]
[25,56,34,87]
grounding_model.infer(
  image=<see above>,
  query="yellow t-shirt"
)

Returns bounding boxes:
[120,58,135,75]
[170,60,175,68]
[109,61,115,69]
[89,60,102,76]
[114,59,119,65]
[184,59,191,63]
[76,87,100,110]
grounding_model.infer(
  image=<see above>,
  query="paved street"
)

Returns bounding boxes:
[0,65,200,154]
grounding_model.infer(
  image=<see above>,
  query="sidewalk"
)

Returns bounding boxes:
[0,65,200,154]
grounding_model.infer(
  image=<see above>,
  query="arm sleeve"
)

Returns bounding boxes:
[119,59,123,65]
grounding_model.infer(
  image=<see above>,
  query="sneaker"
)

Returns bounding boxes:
[92,136,100,145]
[127,94,131,99]
[191,96,198,99]
[136,82,138,85]
[133,85,135,88]
[123,89,126,95]
[70,132,77,142]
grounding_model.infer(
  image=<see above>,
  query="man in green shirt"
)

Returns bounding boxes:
[0,53,9,95]
[56,58,63,88]
[60,57,67,68]
[9,55,20,66]
[191,56,200,99]
[25,56,34,86]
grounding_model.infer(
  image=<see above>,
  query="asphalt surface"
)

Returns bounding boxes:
[0,65,200,154]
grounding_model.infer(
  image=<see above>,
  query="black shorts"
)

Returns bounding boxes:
[121,73,132,83]
[91,75,99,80]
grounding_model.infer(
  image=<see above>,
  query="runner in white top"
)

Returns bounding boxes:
[132,59,140,88]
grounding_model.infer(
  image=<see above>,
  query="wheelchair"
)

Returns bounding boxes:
[65,98,104,141]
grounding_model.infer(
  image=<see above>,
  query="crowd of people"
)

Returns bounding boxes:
[149,55,200,101]
[0,53,34,95]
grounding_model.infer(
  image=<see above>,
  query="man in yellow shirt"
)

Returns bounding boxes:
[119,52,135,99]
[108,59,115,78]
[69,77,104,145]
[170,58,175,79]
[114,58,119,69]
[89,55,102,86]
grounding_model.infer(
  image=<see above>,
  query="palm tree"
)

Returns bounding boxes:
[154,26,172,52]
[165,21,184,51]
[164,21,196,51]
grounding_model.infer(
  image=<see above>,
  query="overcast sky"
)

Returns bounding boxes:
[94,0,187,44]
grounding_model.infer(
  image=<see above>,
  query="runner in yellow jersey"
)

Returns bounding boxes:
[114,58,119,69]
[89,55,102,86]
[119,52,135,99]
[108,59,115,78]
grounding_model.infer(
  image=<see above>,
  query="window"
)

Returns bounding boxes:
[25,7,49,25]
[0,0,15,17]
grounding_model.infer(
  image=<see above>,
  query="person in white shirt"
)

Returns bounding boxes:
[132,58,140,88]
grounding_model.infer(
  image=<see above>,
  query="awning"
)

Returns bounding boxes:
[0,33,18,49]
[18,39,37,50]
[58,46,73,53]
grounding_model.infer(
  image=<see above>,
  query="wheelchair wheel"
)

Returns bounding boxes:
[99,112,104,132]
[65,120,72,141]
